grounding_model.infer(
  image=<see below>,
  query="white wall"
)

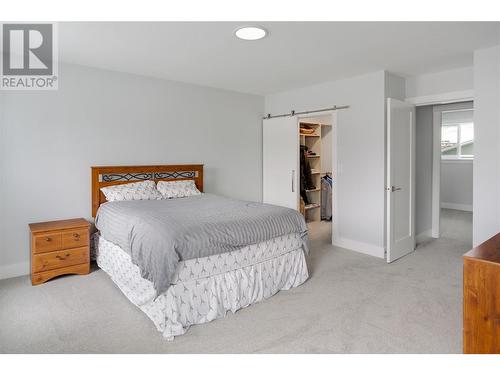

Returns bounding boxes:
[415,105,433,237]
[385,72,406,101]
[406,67,473,104]
[266,71,386,257]
[441,161,473,211]
[0,63,264,279]
[473,46,500,246]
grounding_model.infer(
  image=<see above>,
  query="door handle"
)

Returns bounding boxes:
[391,186,402,192]
[291,170,295,192]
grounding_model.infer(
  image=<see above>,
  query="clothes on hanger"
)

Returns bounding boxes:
[300,146,315,189]
[321,174,333,221]
[300,145,316,203]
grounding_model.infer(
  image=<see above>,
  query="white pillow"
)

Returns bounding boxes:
[101,180,162,202]
[157,180,201,199]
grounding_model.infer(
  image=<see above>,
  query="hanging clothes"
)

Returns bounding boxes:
[300,145,315,205]
[321,175,333,220]
[300,145,315,189]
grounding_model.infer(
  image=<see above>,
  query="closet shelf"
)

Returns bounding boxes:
[304,203,320,210]
[305,188,320,192]
[299,120,331,222]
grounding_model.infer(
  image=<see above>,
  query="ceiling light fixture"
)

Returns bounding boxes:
[234,26,267,41]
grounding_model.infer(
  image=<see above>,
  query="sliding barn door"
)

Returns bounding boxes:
[386,98,416,263]
[263,117,299,209]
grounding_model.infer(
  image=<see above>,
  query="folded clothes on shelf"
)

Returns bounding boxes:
[299,128,315,135]
[299,123,316,135]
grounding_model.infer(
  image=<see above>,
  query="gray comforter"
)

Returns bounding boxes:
[95,193,308,295]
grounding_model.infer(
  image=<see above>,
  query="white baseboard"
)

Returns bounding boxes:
[332,236,385,259]
[0,261,29,280]
[416,229,432,244]
[441,202,473,212]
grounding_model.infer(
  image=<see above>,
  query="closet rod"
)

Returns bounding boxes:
[263,105,349,120]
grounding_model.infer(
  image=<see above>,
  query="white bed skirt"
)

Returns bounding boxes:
[94,234,309,340]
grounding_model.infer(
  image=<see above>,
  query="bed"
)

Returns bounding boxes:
[91,164,309,340]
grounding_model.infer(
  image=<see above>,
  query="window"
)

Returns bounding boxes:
[441,109,474,159]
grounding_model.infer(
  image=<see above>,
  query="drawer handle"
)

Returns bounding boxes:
[56,254,70,260]
[45,237,52,242]
[72,233,80,239]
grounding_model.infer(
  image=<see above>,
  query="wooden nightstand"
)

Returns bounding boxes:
[29,218,90,285]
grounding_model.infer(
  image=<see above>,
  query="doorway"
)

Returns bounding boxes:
[415,101,474,247]
[262,110,338,247]
[297,114,334,241]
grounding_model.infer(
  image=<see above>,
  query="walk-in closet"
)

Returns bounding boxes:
[262,111,335,240]
[298,115,332,223]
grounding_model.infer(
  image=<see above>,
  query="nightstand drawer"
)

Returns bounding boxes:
[32,246,89,273]
[31,263,89,286]
[33,233,62,254]
[62,228,89,249]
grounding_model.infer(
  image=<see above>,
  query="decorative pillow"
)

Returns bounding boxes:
[100,180,162,202]
[157,180,201,199]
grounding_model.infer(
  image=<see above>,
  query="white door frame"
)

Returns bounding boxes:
[331,111,339,245]
[406,90,474,107]
[431,101,474,238]
[431,107,441,238]
[297,110,339,244]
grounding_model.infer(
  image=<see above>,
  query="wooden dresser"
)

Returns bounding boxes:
[29,218,90,285]
[463,233,500,354]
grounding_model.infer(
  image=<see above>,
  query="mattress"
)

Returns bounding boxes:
[95,194,308,296]
[94,233,309,340]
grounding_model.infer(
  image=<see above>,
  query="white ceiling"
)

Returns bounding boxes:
[59,22,500,95]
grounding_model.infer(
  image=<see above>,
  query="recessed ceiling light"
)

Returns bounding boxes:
[234,26,267,41]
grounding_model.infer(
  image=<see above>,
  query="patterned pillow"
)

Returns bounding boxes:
[100,180,162,202]
[157,180,201,199]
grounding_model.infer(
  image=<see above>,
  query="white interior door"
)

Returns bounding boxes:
[263,116,299,209]
[386,98,416,263]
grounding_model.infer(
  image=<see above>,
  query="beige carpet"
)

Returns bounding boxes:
[0,209,471,353]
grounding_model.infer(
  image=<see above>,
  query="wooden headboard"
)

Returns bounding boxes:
[91,164,203,217]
